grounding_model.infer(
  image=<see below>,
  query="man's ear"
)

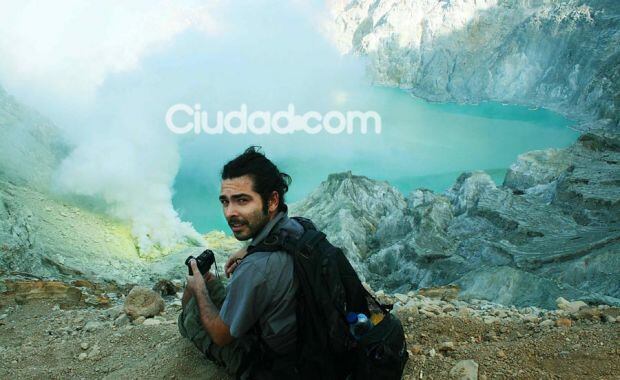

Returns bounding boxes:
[268,191,279,213]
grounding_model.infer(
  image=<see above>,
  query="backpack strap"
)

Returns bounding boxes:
[246,218,393,315]
[290,216,317,231]
[246,216,322,256]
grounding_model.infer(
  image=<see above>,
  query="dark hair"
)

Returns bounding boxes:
[221,146,291,213]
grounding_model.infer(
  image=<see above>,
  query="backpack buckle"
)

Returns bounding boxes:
[263,234,280,246]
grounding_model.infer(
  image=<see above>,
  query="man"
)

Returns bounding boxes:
[178,146,302,379]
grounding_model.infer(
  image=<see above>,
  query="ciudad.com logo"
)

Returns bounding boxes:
[165,103,381,135]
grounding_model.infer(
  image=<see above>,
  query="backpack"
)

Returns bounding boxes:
[245,216,408,380]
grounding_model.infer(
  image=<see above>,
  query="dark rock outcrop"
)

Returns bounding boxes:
[292,132,620,308]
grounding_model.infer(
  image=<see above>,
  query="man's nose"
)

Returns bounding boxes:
[224,203,238,219]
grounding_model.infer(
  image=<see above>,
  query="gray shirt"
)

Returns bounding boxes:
[219,209,302,354]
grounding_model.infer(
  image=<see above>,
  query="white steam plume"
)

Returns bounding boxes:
[0,1,225,254]
[55,135,203,254]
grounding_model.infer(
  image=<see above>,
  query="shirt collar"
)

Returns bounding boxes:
[249,204,289,247]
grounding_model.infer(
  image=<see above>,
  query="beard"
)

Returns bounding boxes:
[228,208,270,241]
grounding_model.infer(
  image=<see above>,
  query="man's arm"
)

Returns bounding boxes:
[194,288,234,347]
[181,286,192,309]
[181,270,211,308]
[185,260,234,347]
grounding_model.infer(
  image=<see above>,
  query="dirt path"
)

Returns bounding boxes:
[0,294,618,379]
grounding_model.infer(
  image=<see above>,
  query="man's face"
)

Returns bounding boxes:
[219,175,271,241]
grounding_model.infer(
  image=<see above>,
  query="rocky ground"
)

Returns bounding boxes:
[1,280,618,380]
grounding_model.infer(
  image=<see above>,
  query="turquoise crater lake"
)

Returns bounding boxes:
[172,87,578,233]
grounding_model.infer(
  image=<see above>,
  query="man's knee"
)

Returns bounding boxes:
[177,310,188,337]
[178,298,203,342]
[205,278,226,308]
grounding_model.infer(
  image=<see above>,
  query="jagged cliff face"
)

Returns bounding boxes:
[292,133,620,308]
[291,172,409,274]
[0,87,68,191]
[329,0,620,129]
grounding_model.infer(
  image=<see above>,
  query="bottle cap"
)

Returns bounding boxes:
[346,312,358,324]
[357,313,368,323]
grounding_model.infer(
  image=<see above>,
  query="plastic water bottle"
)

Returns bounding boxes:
[346,312,372,339]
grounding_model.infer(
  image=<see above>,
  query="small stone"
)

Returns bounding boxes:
[574,307,602,321]
[604,315,616,323]
[522,314,540,323]
[102,305,124,320]
[133,316,146,325]
[114,313,130,327]
[392,302,404,314]
[442,305,456,313]
[84,321,104,332]
[497,350,506,358]
[78,353,87,361]
[123,286,165,319]
[556,318,572,328]
[153,280,179,296]
[428,348,436,357]
[539,319,554,328]
[410,344,423,355]
[450,359,478,380]
[483,316,500,324]
[394,293,408,303]
[143,318,162,326]
[0,314,7,320]
[555,297,569,309]
[558,299,588,314]
[439,341,455,352]
[406,305,419,315]
[80,342,89,350]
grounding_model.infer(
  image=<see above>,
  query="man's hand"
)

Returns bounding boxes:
[203,271,216,283]
[187,259,208,297]
[185,259,234,347]
[224,247,247,278]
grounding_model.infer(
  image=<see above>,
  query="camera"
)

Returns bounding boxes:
[185,249,216,276]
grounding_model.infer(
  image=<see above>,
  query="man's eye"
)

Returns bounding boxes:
[238,198,248,204]
[220,200,229,206]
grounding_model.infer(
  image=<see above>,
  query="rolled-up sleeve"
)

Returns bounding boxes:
[219,261,269,338]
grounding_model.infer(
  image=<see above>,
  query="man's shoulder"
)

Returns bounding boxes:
[241,249,292,270]
[238,214,307,270]
[281,215,305,237]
